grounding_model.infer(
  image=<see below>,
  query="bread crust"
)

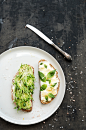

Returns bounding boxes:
[11,65,34,112]
[38,59,60,104]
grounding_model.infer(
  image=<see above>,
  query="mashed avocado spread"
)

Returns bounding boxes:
[13,64,35,110]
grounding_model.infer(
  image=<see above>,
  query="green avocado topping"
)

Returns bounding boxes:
[13,64,35,110]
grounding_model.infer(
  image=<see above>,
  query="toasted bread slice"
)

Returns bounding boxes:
[38,59,60,104]
[11,64,35,112]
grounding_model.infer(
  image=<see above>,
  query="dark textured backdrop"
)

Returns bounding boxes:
[0,0,86,130]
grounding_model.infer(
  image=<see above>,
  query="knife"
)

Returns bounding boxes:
[25,24,72,60]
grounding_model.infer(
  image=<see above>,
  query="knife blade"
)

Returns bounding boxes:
[25,24,72,60]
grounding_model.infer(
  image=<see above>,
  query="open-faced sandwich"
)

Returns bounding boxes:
[11,64,35,112]
[38,59,60,104]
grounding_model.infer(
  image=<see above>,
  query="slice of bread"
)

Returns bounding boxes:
[38,59,60,104]
[11,64,35,112]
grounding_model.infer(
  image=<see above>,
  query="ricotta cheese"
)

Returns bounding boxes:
[39,60,59,102]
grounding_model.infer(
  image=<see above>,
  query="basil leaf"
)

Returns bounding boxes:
[40,63,43,65]
[44,64,47,69]
[40,84,47,91]
[46,79,51,84]
[38,71,46,82]
[47,69,56,79]
[51,83,57,88]
[45,96,48,101]
[48,93,55,98]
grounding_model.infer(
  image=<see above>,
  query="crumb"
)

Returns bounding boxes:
[52,125,54,128]
[37,115,40,117]
[70,92,72,94]
[51,39,53,41]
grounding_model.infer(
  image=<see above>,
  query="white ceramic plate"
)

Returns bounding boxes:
[0,46,66,125]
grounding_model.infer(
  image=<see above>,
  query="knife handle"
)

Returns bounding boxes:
[52,43,72,60]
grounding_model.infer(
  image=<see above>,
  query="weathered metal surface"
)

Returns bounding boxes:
[0,0,86,129]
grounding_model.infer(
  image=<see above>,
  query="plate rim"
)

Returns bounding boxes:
[0,46,66,125]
